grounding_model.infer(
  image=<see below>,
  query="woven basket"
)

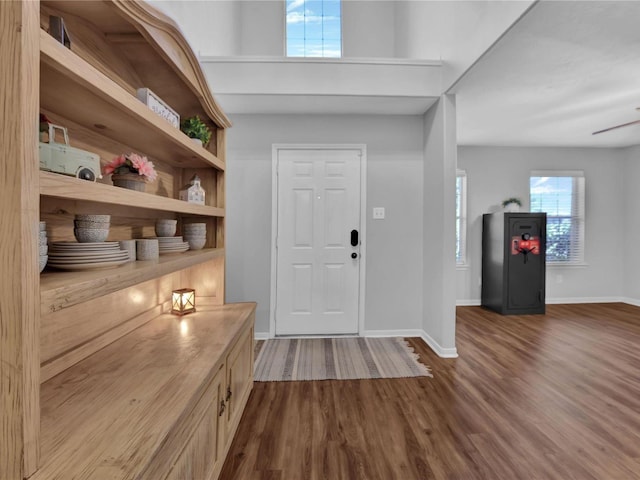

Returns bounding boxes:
[111,173,146,192]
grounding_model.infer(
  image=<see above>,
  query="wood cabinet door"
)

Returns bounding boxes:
[225,324,254,436]
[165,368,225,480]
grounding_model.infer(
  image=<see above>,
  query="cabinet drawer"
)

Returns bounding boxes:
[164,367,225,480]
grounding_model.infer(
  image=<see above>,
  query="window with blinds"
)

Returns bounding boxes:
[456,171,467,265]
[529,171,585,264]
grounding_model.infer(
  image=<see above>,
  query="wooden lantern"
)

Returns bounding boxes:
[172,288,196,316]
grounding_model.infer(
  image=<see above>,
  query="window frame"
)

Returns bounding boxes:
[285,0,343,58]
[456,170,467,266]
[529,170,586,265]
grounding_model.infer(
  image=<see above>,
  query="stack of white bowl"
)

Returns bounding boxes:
[182,223,207,250]
[74,214,110,243]
[39,221,48,273]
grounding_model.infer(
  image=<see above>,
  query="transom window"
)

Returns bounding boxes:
[286,0,342,58]
[529,171,585,264]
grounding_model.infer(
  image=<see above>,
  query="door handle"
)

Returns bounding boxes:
[350,229,359,247]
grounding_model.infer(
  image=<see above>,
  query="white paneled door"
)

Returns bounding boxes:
[275,148,362,335]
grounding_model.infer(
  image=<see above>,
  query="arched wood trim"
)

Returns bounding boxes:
[112,0,232,129]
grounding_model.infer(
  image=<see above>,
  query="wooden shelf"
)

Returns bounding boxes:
[40,248,224,314]
[40,171,225,217]
[34,304,255,480]
[39,29,225,171]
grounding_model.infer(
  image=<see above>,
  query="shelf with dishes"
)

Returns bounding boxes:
[40,171,225,217]
[39,29,224,172]
[40,247,225,315]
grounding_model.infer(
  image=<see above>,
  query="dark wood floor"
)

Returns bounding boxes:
[220,303,640,479]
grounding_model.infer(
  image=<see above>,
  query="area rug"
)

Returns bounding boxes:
[254,337,432,382]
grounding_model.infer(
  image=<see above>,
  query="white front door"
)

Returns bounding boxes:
[275,148,362,335]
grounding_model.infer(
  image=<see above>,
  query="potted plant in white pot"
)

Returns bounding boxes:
[501,197,522,212]
[180,115,212,148]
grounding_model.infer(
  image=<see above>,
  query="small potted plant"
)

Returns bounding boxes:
[501,197,522,212]
[103,153,157,191]
[180,116,212,147]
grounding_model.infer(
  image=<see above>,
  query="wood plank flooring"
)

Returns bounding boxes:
[220,303,640,479]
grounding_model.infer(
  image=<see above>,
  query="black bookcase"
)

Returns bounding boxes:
[482,212,546,314]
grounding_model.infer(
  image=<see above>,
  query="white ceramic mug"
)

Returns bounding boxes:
[119,239,136,262]
[136,238,159,261]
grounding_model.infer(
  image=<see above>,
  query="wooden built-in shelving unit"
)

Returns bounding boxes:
[40,248,225,314]
[40,171,225,217]
[0,1,253,479]
[40,30,225,171]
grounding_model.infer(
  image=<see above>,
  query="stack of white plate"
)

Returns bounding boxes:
[48,242,130,270]
[156,236,189,255]
[39,221,48,273]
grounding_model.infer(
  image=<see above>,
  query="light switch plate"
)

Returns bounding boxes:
[373,207,385,220]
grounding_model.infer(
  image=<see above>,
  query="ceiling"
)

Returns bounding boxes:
[453,0,640,148]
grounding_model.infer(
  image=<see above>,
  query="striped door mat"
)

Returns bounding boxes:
[254,337,432,382]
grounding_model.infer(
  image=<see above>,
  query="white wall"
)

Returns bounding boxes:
[225,114,425,335]
[149,1,241,56]
[238,1,285,56]
[151,0,529,69]
[622,146,640,304]
[394,1,534,89]
[342,1,396,58]
[438,1,535,90]
[422,96,457,356]
[457,146,626,304]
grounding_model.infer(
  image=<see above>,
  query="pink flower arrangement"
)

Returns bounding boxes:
[103,153,157,182]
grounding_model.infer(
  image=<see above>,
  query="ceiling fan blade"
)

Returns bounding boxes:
[592,119,640,135]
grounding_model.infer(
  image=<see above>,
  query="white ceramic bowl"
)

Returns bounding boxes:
[183,230,206,235]
[74,228,109,243]
[39,244,48,256]
[39,221,46,231]
[156,219,177,225]
[187,237,206,250]
[39,254,48,273]
[155,223,177,237]
[75,214,111,223]
[183,223,206,230]
[74,220,110,229]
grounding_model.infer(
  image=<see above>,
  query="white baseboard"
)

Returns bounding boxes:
[254,332,270,340]
[456,297,629,306]
[621,297,640,307]
[366,329,459,359]
[420,331,458,358]
[545,296,623,304]
[456,299,481,306]
[364,329,425,338]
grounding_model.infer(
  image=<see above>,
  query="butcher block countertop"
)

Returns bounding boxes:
[32,302,256,480]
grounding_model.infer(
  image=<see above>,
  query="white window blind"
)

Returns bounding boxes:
[529,170,585,264]
[456,170,467,265]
